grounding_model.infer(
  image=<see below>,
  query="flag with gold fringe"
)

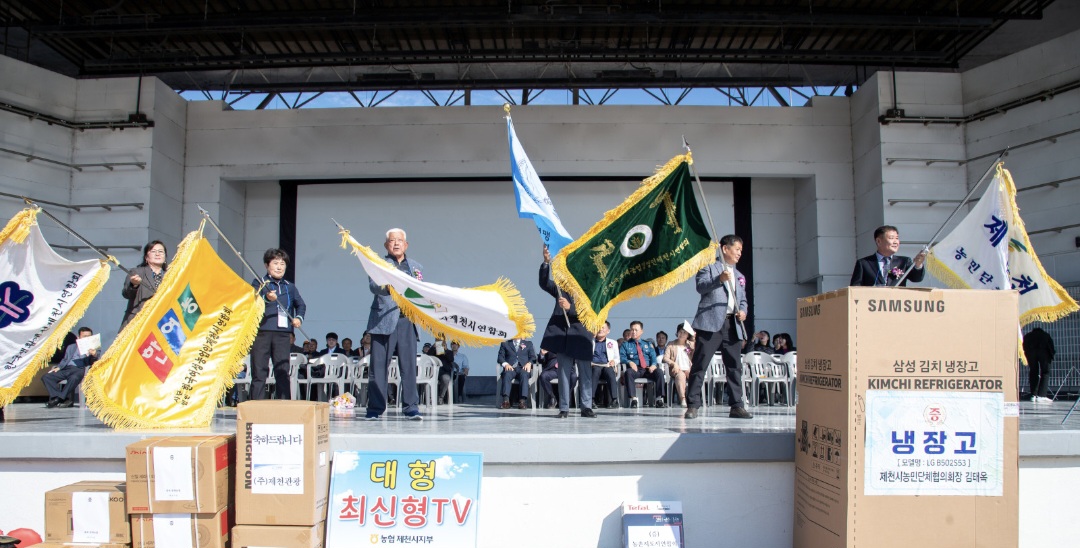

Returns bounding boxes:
[339,228,534,346]
[83,222,264,428]
[928,163,1078,325]
[551,153,718,333]
[0,208,110,407]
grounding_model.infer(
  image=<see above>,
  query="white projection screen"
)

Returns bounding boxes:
[293,178,734,372]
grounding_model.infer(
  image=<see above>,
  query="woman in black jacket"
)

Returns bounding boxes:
[121,240,169,328]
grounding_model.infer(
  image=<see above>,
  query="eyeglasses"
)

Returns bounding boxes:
[148,249,166,254]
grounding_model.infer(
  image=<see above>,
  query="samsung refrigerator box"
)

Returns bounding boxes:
[130,507,230,548]
[235,400,331,526]
[232,522,325,548]
[126,435,235,514]
[793,287,1019,548]
[45,480,130,544]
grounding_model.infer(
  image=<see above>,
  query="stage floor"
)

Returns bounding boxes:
[3,398,1079,463]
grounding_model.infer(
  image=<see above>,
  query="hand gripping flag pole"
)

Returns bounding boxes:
[197,205,311,341]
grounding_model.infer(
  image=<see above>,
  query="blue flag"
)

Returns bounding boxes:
[507,116,574,256]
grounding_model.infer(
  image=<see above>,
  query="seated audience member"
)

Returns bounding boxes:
[424,338,456,404]
[497,337,536,409]
[654,330,669,357]
[773,333,796,354]
[317,332,345,357]
[620,320,666,408]
[452,342,469,401]
[359,332,373,358]
[289,332,304,354]
[340,337,361,358]
[749,330,774,353]
[304,339,320,359]
[42,326,99,408]
[538,348,577,408]
[590,321,620,408]
[618,328,631,346]
[663,323,695,408]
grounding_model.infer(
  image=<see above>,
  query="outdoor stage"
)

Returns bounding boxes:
[1,399,1078,548]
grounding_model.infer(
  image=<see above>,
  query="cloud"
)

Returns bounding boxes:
[332,451,360,474]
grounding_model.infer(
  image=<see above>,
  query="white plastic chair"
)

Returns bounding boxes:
[780,352,797,406]
[415,354,440,410]
[308,354,349,401]
[289,353,308,400]
[495,361,539,408]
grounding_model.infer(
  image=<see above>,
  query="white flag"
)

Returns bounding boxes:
[0,208,110,406]
[507,116,574,256]
[928,165,1077,324]
[339,228,534,347]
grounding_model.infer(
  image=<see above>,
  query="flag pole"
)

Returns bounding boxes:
[681,137,746,336]
[894,149,1008,285]
[25,198,131,275]
[198,205,310,340]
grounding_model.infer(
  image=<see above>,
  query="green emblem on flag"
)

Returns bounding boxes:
[177,284,201,331]
[551,154,718,333]
[403,287,436,309]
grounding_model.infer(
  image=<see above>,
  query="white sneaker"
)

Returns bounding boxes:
[1035,396,1054,404]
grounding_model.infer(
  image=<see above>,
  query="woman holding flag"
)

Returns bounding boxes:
[121,240,169,328]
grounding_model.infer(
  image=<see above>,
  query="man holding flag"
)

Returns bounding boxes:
[365,228,424,421]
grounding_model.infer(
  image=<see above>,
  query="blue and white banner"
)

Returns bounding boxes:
[507,116,574,256]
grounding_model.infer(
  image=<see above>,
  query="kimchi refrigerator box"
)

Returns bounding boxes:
[793,287,1019,548]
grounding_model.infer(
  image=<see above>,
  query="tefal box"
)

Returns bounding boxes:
[793,287,1019,548]
[130,507,230,548]
[126,435,235,514]
[232,522,325,548]
[44,480,130,544]
[235,401,331,526]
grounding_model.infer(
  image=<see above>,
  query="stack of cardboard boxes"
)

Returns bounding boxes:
[40,480,130,548]
[125,436,235,548]
[232,401,330,548]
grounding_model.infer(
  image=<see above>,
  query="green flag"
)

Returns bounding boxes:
[551,154,718,333]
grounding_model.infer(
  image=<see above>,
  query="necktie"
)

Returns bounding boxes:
[882,256,892,284]
[636,341,647,369]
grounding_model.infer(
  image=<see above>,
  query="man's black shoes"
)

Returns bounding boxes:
[729,406,753,419]
[57,399,75,408]
[581,408,597,418]
[684,408,698,419]
[557,411,569,418]
[46,397,62,408]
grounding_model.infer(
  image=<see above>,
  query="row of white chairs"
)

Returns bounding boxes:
[233,353,450,410]
[492,351,797,409]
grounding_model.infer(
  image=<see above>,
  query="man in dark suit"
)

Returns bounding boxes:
[42,326,98,408]
[540,245,596,418]
[497,337,537,409]
[850,225,926,287]
[685,235,752,420]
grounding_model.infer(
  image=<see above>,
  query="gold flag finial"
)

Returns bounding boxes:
[503,103,512,115]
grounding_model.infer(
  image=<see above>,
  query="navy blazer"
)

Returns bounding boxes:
[497,339,537,367]
[367,254,423,336]
[252,275,306,333]
[850,254,925,287]
[691,261,748,339]
[538,262,594,360]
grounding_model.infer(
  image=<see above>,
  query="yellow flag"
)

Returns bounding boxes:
[84,226,264,428]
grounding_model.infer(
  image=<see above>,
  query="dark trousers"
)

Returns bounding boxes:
[624,364,666,402]
[1029,359,1052,398]
[591,365,619,405]
[499,365,530,403]
[367,317,419,416]
[557,354,593,411]
[42,366,86,400]
[687,317,745,409]
[250,330,292,400]
[539,367,577,406]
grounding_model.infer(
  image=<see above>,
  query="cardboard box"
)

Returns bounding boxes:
[232,523,325,548]
[235,401,330,526]
[45,481,130,544]
[130,507,230,548]
[792,288,1019,548]
[126,435,235,514]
